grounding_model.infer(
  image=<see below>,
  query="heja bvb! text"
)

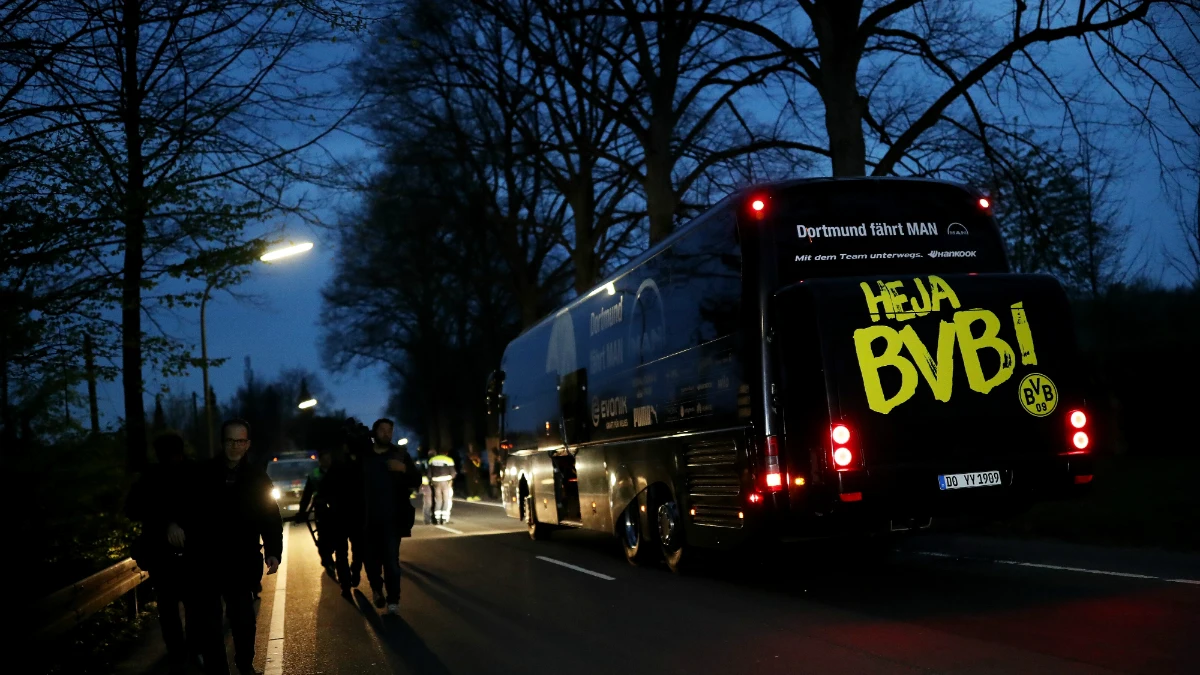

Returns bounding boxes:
[852,276,1039,414]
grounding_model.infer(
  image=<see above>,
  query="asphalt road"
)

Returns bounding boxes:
[134,499,1200,675]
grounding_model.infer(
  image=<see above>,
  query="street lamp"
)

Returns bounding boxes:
[200,240,314,457]
[261,242,314,262]
[397,437,408,446]
[298,398,318,410]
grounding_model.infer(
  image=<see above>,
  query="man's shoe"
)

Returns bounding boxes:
[341,585,353,600]
[386,603,400,616]
[372,588,386,608]
[324,564,337,580]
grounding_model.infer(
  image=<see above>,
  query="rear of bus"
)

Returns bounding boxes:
[760,179,1094,532]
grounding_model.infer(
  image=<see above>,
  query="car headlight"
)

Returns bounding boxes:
[271,487,281,500]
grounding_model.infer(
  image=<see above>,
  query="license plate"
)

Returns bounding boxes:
[938,470,1001,490]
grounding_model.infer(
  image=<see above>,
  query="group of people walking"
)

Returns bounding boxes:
[126,416,420,675]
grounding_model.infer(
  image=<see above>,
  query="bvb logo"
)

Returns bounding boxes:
[1018,372,1058,417]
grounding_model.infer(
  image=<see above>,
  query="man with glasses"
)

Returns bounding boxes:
[171,418,282,675]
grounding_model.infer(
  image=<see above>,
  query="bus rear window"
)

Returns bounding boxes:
[772,180,1008,282]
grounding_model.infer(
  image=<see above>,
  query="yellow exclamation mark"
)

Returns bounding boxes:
[1010,302,1038,366]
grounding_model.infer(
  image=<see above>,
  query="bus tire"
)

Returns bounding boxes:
[657,500,692,574]
[619,501,656,566]
[525,495,551,540]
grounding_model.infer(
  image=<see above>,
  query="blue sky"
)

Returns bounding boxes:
[91,8,1197,436]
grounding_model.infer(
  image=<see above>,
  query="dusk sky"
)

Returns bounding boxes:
[92,15,1197,437]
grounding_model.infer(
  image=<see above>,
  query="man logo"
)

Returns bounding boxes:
[947,222,968,235]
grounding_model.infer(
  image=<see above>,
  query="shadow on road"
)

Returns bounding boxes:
[351,589,452,675]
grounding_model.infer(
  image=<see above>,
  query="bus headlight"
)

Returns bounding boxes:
[271,487,281,500]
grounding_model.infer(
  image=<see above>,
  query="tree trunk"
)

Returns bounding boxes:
[0,330,10,449]
[85,334,99,434]
[570,183,600,295]
[645,116,678,245]
[120,0,148,470]
[813,0,868,177]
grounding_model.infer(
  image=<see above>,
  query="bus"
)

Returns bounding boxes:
[485,177,1094,572]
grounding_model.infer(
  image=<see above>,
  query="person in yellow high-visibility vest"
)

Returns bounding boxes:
[428,452,456,524]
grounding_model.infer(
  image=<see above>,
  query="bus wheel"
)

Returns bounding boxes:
[620,502,656,565]
[657,500,691,574]
[526,495,550,540]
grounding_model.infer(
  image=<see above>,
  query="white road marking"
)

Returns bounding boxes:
[536,555,615,581]
[996,559,1156,579]
[435,525,464,535]
[453,498,506,508]
[264,524,290,675]
[913,550,1199,584]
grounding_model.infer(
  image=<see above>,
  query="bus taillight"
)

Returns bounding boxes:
[833,447,853,467]
[1062,409,1090,454]
[763,435,783,492]
[831,423,855,469]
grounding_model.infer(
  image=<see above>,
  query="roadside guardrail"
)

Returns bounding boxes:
[34,558,148,640]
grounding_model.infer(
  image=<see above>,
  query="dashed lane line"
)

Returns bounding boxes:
[913,550,1199,585]
[453,498,506,508]
[536,555,616,581]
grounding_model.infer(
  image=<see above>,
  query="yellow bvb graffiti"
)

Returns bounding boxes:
[852,276,1039,414]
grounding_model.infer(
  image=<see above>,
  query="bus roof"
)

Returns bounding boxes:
[508,177,982,342]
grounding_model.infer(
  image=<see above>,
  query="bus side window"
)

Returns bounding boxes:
[666,208,740,351]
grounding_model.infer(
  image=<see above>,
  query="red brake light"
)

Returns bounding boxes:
[751,198,765,212]
[762,435,782,492]
[748,493,762,504]
[831,424,850,445]
[978,197,991,209]
[1072,431,1089,450]
[1069,410,1087,429]
[833,447,853,467]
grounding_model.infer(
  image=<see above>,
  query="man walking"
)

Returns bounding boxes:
[172,418,282,675]
[311,441,364,598]
[428,450,456,524]
[126,431,194,674]
[297,448,335,577]
[360,418,420,615]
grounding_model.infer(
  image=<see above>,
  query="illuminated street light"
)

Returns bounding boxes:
[200,239,314,458]
[298,398,318,410]
[261,241,314,262]
[397,438,409,446]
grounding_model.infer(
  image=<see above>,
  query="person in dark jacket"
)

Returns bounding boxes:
[299,444,363,597]
[360,418,421,615]
[126,431,193,674]
[297,448,335,576]
[171,418,283,675]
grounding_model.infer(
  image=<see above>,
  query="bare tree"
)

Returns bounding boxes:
[628,1,1200,185]
[18,0,358,468]
[1165,150,1200,286]
[477,0,812,244]
[355,0,579,323]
